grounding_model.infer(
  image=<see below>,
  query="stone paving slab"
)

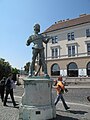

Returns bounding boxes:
[54,102,90,120]
[66,85,90,89]
[0,84,90,120]
[0,98,90,120]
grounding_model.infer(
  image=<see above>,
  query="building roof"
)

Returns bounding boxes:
[44,14,90,33]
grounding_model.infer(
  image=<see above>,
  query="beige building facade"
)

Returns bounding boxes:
[42,14,90,77]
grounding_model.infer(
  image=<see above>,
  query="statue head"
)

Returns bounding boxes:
[34,24,40,33]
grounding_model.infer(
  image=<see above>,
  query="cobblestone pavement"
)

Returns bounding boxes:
[0,85,90,120]
[0,96,20,120]
[0,97,90,120]
[53,102,90,120]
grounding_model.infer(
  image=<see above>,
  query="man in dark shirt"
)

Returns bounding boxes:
[4,73,18,107]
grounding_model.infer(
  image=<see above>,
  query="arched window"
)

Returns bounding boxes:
[67,62,78,77]
[51,63,60,76]
[87,62,90,77]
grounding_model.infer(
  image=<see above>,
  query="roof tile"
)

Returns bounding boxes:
[44,14,90,33]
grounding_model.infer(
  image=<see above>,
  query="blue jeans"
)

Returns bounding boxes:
[54,93,69,110]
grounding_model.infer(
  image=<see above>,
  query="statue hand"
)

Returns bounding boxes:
[26,40,30,46]
[46,36,52,43]
[26,36,32,46]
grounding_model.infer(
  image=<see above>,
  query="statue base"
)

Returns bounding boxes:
[19,76,56,120]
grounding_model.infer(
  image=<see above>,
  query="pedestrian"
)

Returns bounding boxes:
[53,76,70,110]
[0,77,6,102]
[4,73,18,107]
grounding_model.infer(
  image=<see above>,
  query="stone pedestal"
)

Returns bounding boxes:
[19,76,56,120]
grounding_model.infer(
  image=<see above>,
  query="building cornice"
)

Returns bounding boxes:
[43,14,90,34]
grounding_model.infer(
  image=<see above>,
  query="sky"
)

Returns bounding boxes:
[0,0,90,69]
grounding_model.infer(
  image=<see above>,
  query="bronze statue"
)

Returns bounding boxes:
[26,24,51,77]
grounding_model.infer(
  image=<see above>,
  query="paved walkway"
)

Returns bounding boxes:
[0,95,90,120]
[66,85,90,89]
[0,83,90,120]
[53,101,90,120]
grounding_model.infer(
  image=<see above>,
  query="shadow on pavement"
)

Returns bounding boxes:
[49,109,88,120]
[50,114,79,120]
[3,105,19,109]
[69,110,88,115]
[7,100,19,103]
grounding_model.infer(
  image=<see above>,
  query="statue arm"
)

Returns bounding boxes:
[43,35,52,44]
[26,36,32,46]
[46,36,52,43]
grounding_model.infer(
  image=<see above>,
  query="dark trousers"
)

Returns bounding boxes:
[4,88,16,106]
[54,93,69,110]
[0,87,5,102]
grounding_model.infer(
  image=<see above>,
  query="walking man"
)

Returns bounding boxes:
[4,73,18,107]
[53,76,70,110]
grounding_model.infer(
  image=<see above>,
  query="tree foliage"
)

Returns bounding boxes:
[12,68,20,81]
[0,58,20,80]
[0,58,11,80]
[24,62,30,73]
[12,68,20,74]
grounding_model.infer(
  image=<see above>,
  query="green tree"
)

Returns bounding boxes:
[0,58,11,80]
[12,68,20,81]
[24,62,30,73]
[12,68,20,74]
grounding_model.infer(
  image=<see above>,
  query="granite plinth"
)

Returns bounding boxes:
[19,76,56,120]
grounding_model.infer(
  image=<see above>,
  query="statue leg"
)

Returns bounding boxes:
[30,49,38,76]
[40,50,48,76]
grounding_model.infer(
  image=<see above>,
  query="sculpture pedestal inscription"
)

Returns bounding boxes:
[19,77,56,120]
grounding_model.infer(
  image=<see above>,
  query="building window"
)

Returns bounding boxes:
[71,32,74,40]
[68,45,75,57]
[52,36,58,44]
[67,33,71,41]
[67,32,74,41]
[87,62,90,77]
[67,62,78,77]
[51,48,59,58]
[86,29,90,37]
[51,63,60,76]
[87,43,90,55]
